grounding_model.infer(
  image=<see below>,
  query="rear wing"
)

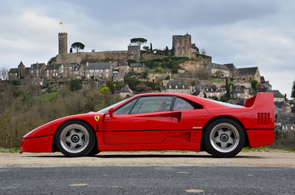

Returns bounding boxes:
[244,92,274,110]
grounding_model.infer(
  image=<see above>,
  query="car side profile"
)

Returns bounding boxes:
[20,92,274,158]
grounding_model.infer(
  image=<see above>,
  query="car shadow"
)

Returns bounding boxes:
[25,153,264,159]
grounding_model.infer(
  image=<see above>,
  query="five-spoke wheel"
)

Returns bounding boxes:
[204,118,245,158]
[55,120,95,157]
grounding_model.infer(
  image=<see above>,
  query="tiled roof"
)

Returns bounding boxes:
[130,63,143,68]
[31,63,46,70]
[18,61,25,67]
[45,64,62,70]
[9,68,18,73]
[86,62,111,70]
[236,67,258,76]
[208,62,229,70]
[224,63,236,71]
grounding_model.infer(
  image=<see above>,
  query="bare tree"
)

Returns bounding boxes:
[0,67,9,80]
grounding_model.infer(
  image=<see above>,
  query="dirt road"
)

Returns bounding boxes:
[1,151,295,168]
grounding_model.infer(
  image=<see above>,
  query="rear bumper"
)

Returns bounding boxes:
[246,130,274,148]
[20,135,54,153]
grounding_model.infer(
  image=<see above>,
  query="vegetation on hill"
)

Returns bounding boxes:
[0,81,122,148]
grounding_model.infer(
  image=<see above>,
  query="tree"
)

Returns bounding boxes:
[0,67,8,80]
[251,80,258,90]
[143,46,149,51]
[130,38,147,46]
[165,46,169,56]
[201,48,206,55]
[136,83,148,92]
[150,43,153,51]
[70,48,73,53]
[155,67,164,73]
[71,42,85,52]
[291,81,295,99]
[143,72,148,80]
[191,80,196,86]
[226,78,230,99]
[106,80,115,94]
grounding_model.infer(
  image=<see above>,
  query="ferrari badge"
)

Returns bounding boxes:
[94,116,100,121]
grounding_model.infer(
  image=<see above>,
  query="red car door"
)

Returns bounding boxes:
[103,96,173,145]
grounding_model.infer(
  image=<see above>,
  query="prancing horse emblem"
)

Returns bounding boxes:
[94,116,100,121]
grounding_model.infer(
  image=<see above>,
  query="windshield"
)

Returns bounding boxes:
[97,98,131,113]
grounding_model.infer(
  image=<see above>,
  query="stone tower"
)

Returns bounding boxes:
[172,33,191,58]
[58,33,68,54]
[128,45,141,62]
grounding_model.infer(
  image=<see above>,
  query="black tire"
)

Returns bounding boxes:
[55,120,95,157]
[86,140,100,156]
[203,118,245,158]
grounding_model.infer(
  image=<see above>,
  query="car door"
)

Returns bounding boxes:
[103,95,173,145]
[166,97,212,143]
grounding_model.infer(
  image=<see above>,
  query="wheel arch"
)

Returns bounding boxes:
[200,116,249,151]
[52,119,96,152]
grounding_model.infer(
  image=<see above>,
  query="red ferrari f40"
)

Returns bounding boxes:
[20,92,274,158]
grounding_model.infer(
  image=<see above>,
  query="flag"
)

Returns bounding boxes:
[60,22,63,25]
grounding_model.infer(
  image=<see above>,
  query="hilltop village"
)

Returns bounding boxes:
[6,33,295,132]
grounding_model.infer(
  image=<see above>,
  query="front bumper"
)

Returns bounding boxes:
[20,135,54,153]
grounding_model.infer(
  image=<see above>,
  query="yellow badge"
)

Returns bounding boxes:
[94,116,100,121]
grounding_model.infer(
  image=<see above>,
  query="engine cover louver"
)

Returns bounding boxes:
[257,113,270,126]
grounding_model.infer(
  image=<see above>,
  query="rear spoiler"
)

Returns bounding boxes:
[244,92,274,109]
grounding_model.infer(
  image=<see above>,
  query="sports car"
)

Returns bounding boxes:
[20,92,274,158]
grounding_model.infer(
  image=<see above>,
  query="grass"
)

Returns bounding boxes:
[38,92,58,102]
[0,148,20,153]
[241,146,295,153]
[201,79,225,83]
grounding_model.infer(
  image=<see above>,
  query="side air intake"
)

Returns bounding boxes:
[257,113,270,126]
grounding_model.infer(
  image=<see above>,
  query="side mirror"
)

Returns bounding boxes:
[109,107,115,117]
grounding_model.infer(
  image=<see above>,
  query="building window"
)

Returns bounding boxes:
[95,70,99,72]
[175,86,178,89]
[106,70,109,72]
[106,73,108,77]
[31,70,33,74]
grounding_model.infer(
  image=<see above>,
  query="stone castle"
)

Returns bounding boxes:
[54,32,201,65]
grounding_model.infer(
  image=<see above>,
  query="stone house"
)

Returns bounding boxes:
[119,84,133,98]
[203,86,223,100]
[9,61,30,81]
[233,67,261,83]
[113,68,124,82]
[85,62,112,80]
[119,62,129,74]
[162,80,191,95]
[45,64,62,79]
[204,62,231,78]
[231,86,252,99]
[8,68,18,81]
[148,73,170,82]
[60,64,83,79]
[130,63,144,73]
[30,63,46,78]
[192,85,205,98]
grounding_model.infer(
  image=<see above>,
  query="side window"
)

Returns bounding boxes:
[130,96,173,114]
[114,98,137,115]
[173,97,200,111]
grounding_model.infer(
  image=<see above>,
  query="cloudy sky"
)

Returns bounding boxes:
[0,0,294,97]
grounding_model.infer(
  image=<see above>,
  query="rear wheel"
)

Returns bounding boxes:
[204,118,245,158]
[55,120,95,157]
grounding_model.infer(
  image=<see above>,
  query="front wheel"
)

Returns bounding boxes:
[55,120,95,157]
[203,118,245,158]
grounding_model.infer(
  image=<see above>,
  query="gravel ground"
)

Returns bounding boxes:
[1,151,295,168]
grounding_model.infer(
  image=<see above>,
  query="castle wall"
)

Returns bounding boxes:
[58,33,68,54]
[54,50,128,65]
